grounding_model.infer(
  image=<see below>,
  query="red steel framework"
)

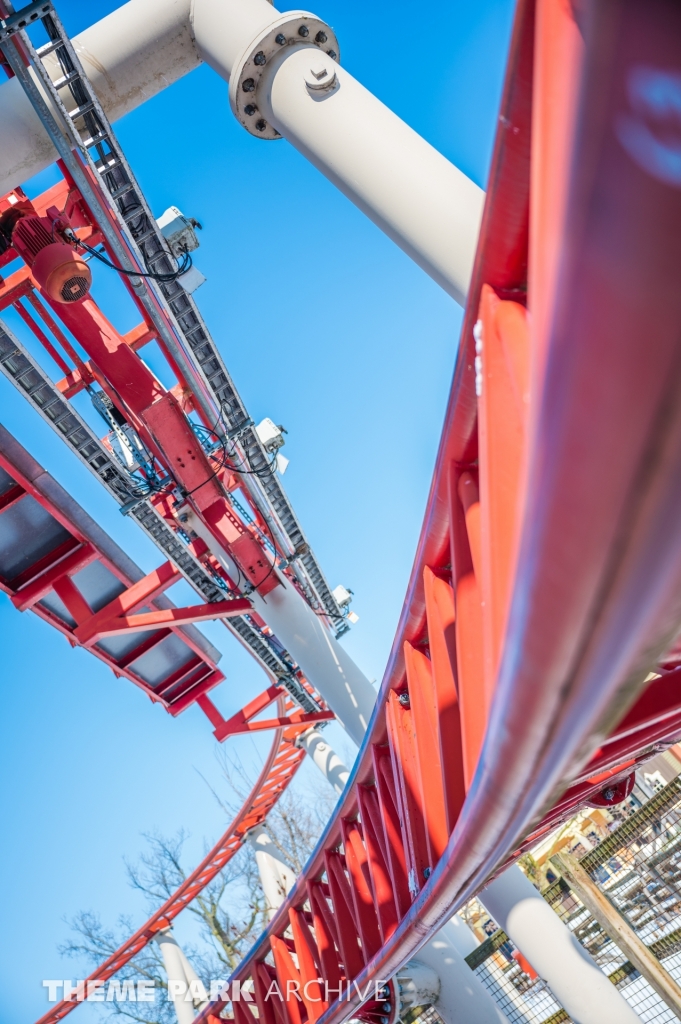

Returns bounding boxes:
[33,712,307,1024]
[1,0,681,1019]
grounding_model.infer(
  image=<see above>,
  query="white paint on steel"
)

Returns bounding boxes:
[0,0,200,194]
[182,509,375,746]
[412,920,511,1024]
[192,0,483,302]
[155,928,201,1024]
[480,865,642,1024]
[395,959,441,1012]
[295,727,350,794]
[246,823,297,917]
[258,44,484,303]
[1,0,482,303]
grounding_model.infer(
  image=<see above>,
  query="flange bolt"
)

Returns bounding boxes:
[255,119,267,131]
[275,32,286,44]
[298,24,309,36]
[242,78,255,92]
[315,30,327,42]
[244,104,257,115]
[327,49,337,60]
[254,51,266,65]
[398,692,410,708]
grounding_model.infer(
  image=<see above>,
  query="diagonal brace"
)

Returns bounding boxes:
[72,559,251,645]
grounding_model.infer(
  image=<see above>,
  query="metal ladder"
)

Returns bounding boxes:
[0,0,347,633]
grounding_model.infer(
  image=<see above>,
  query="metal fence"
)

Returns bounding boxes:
[464,775,681,1024]
[464,929,568,1023]
[544,775,681,1023]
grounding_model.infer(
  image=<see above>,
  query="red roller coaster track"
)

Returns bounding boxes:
[1,0,681,1019]
[186,0,681,1021]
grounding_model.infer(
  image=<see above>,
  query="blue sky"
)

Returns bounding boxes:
[0,0,514,1019]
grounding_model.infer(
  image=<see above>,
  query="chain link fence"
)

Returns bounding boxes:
[463,774,681,1023]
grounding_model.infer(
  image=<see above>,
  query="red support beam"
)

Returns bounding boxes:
[74,597,251,644]
[11,542,96,611]
[0,482,26,513]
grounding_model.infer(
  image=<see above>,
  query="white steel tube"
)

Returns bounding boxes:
[296,727,350,794]
[155,929,198,1024]
[1,0,482,301]
[250,578,376,746]
[413,920,510,1024]
[246,824,297,917]
[0,0,200,194]
[191,0,483,303]
[479,866,642,1024]
[184,509,375,746]
[260,46,483,303]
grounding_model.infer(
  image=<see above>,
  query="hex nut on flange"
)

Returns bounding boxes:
[230,11,340,140]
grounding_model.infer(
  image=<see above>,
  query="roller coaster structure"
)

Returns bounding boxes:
[2,0,681,1021]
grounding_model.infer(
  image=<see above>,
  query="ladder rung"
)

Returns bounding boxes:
[69,101,94,119]
[96,156,122,172]
[36,39,63,57]
[109,182,134,200]
[133,226,158,244]
[52,69,78,90]
[82,131,109,148]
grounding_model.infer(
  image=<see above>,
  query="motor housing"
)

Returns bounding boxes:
[8,213,91,303]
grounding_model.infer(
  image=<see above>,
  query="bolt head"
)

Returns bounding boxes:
[398,691,410,707]
[242,78,255,92]
[254,50,266,66]
[275,32,286,44]
[315,30,327,43]
[304,57,337,92]
[327,48,337,60]
[255,119,267,132]
[244,104,257,116]
[298,24,309,36]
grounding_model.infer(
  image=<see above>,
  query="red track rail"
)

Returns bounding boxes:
[179,0,681,1020]
[14,0,681,1020]
[35,713,306,1024]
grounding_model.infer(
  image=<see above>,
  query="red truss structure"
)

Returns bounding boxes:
[0,422,232,710]
[0,0,679,1020]
[183,1,681,1022]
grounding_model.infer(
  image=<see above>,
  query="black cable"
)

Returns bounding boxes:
[184,419,280,591]
[76,239,192,284]
[192,420,279,482]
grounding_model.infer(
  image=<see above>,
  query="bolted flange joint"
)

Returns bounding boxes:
[229,11,340,140]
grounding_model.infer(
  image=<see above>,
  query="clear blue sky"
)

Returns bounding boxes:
[0,0,514,1019]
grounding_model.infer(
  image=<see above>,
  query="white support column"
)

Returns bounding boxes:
[155,928,200,1024]
[411,920,510,1024]
[295,727,350,794]
[184,509,375,746]
[192,0,483,304]
[1,0,483,303]
[479,864,642,1024]
[260,46,482,304]
[0,0,201,194]
[246,823,297,917]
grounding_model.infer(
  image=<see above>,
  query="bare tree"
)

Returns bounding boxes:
[61,753,334,1022]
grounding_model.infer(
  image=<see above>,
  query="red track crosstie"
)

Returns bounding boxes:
[1,0,681,1020]
[35,715,307,1024]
